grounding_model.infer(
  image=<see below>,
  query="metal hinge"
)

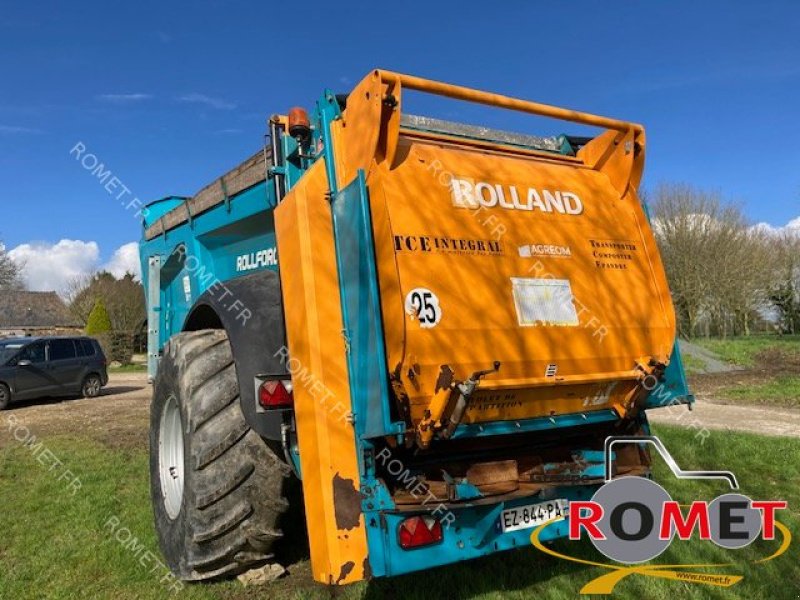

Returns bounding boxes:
[341,329,351,354]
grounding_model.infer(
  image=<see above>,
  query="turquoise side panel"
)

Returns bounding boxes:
[142,196,186,228]
[139,180,279,350]
[331,171,403,439]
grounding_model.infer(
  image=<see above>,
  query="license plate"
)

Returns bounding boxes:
[499,499,569,533]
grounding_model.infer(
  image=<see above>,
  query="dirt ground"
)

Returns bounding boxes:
[0,373,151,450]
[648,371,800,437]
[1,367,797,455]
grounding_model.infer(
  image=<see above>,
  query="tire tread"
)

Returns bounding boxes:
[150,330,290,581]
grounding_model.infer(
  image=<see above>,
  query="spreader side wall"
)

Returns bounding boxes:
[274,161,370,585]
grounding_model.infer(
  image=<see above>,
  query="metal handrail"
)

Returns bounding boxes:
[378,69,643,134]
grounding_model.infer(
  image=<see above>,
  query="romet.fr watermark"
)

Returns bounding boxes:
[643,375,710,444]
[374,447,456,529]
[3,414,82,496]
[3,414,183,594]
[104,516,184,595]
[526,259,609,343]
[273,346,350,424]
[426,159,507,241]
[170,245,253,327]
[70,141,149,220]
[272,347,457,528]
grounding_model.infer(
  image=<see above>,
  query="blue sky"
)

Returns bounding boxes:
[1,1,799,291]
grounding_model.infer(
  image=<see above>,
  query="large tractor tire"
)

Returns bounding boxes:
[150,329,292,581]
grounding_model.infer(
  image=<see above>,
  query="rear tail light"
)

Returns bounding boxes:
[398,516,443,550]
[258,379,293,408]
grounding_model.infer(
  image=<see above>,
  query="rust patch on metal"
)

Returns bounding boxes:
[332,473,362,531]
[335,560,355,585]
[434,364,454,393]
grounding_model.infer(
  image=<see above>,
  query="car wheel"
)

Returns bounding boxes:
[81,374,102,398]
[0,383,10,410]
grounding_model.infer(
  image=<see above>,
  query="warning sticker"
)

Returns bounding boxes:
[510,277,579,327]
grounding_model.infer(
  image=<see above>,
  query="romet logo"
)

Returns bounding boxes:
[529,436,791,595]
[450,178,583,215]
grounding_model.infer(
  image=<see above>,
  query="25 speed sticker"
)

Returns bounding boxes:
[404,288,442,328]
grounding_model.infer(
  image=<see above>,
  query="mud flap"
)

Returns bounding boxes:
[274,161,369,585]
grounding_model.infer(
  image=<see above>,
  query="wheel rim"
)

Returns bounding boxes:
[159,395,185,520]
[0,387,7,404]
[85,377,100,397]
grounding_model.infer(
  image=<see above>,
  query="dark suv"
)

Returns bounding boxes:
[0,337,108,409]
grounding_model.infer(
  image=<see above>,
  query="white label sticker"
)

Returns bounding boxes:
[404,288,442,328]
[511,277,579,327]
[182,275,192,303]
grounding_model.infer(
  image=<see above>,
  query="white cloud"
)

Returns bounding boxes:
[8,240,140,295]
[654,213,800,239]
[102,242,141,279]
[651,213,720,237]
[750,216,800,237]
[177,93,236,110]
[97,93,153,103]
[9,240,100,293]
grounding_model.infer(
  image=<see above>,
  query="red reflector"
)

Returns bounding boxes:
[398,516,443,550]
[258,380,293,408]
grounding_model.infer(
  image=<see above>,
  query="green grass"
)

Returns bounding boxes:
[694,334,800,368]
[109,364,148,373]
[0,424,798,599]
[680,353,707,375]
[720,375,800,408]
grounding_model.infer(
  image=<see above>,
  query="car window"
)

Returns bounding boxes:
[49,339,77,361]
[80,339,96,356]
[18,341,46,364]
[0,343,25,365]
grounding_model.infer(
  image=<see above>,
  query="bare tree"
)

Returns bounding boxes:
[63,273,96,322]
[652,184,720,337]
[0,241,24,290]
[651,183,771,337]
[768,231,800,334]
[711,225,772,336]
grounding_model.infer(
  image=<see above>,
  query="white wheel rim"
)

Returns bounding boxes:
[85,377,100,396]
[159,395,184,520]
